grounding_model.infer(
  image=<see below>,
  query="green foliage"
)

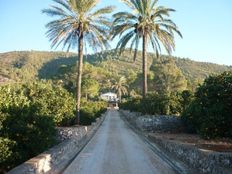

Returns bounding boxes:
[0,137,16,172]
[0,104,56,171]
[180,90,194,111]
[175,57,231,90]
[55,63,113,94]
[82,78,100,99]
[120,92,183,116]
[111,0,182,58]
[0,81,75,126]
[151,58,187,93]
[0,51,74,83]
[182,71,232,139]
[1,50,231,95]
[22,81,76,126]
[0,81,77,171]
[80,99,107,125]
[111,76,128,102]
[43,0,114,52]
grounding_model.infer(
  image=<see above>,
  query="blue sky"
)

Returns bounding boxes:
[0,0,232,65]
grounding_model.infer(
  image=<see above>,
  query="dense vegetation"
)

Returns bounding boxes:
[80,99,107,125]
[0,81,58,171]
[182,71,232,139]
[120,91,192,116]
[0,81,106,172]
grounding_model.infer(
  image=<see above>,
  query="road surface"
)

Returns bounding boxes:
[63,110,177,174]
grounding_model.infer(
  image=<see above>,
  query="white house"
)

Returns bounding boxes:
[100,92,118,102]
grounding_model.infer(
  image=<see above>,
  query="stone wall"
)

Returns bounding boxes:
[57,125,90,142]
[150,135,232,174]
[120,110,232,174]
[8,112,107,174]
[120,110,185,133]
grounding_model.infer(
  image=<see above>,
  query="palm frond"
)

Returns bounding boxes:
[90,6,115,18]
[43,0,114,52]
[111,0,182,57]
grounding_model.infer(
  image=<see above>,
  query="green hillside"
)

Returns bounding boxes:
[0,51,76,82]
[0,50,231,92]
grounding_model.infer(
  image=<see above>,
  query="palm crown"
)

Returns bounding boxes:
[112,0,182,58]
[111,76,128,102]
[43,0,114,51]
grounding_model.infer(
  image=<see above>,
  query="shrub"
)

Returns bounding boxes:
[180,90,194,111]
[182,71,232,139]
[139,93,170,115]
[80,99,107,125]
[0,80,75,171]
[120,92,183,115]
[0,81,76,126]
[0,104,56,172]
[120,97,142,112]
[0,137,16,172]
[22,81,76,126]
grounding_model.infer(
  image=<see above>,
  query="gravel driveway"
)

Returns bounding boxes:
[63,110,177,174]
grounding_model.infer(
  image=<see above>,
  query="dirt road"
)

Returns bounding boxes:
[63,110,177,174]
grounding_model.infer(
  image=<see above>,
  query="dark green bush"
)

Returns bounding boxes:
[80,99,107,125]
[0,80,107,171]
[180,90,194,111]
[182,71,232,139]
[22,81,75,126]
[120,92,183,115]
[0,81,76,126]
[120,97,142,112]
[0,137,16,172]
[0,104,56,172]
[0,81,75,171]
[140,93,170,115]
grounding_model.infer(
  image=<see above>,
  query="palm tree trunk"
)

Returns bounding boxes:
[142,34,148,98]
[85,93,88,100]
[119,90,122,103]
[76,33,84,125]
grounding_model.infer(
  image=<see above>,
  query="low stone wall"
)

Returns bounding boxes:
[57,125,91,142]
[149,135,232,174]
[120,110,232,174]
[120,110,184,133]
[8,112,107,174]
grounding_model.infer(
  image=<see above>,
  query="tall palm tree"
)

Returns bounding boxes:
[111,76,128,102]
[111,0,182,98]
[43,0,114,124]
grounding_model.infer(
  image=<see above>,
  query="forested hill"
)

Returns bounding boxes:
[87,50,232,82]
[0,50,231,88]
[0,51,76,82]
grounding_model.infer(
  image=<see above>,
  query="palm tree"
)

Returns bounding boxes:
[43,0,114,124]
[111,76,128,102]
[111,0,182,98]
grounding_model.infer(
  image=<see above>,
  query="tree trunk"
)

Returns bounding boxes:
[85,93,88,100]
[119,90,122,103]
[76,33,84,125]
[142,34,148,98]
